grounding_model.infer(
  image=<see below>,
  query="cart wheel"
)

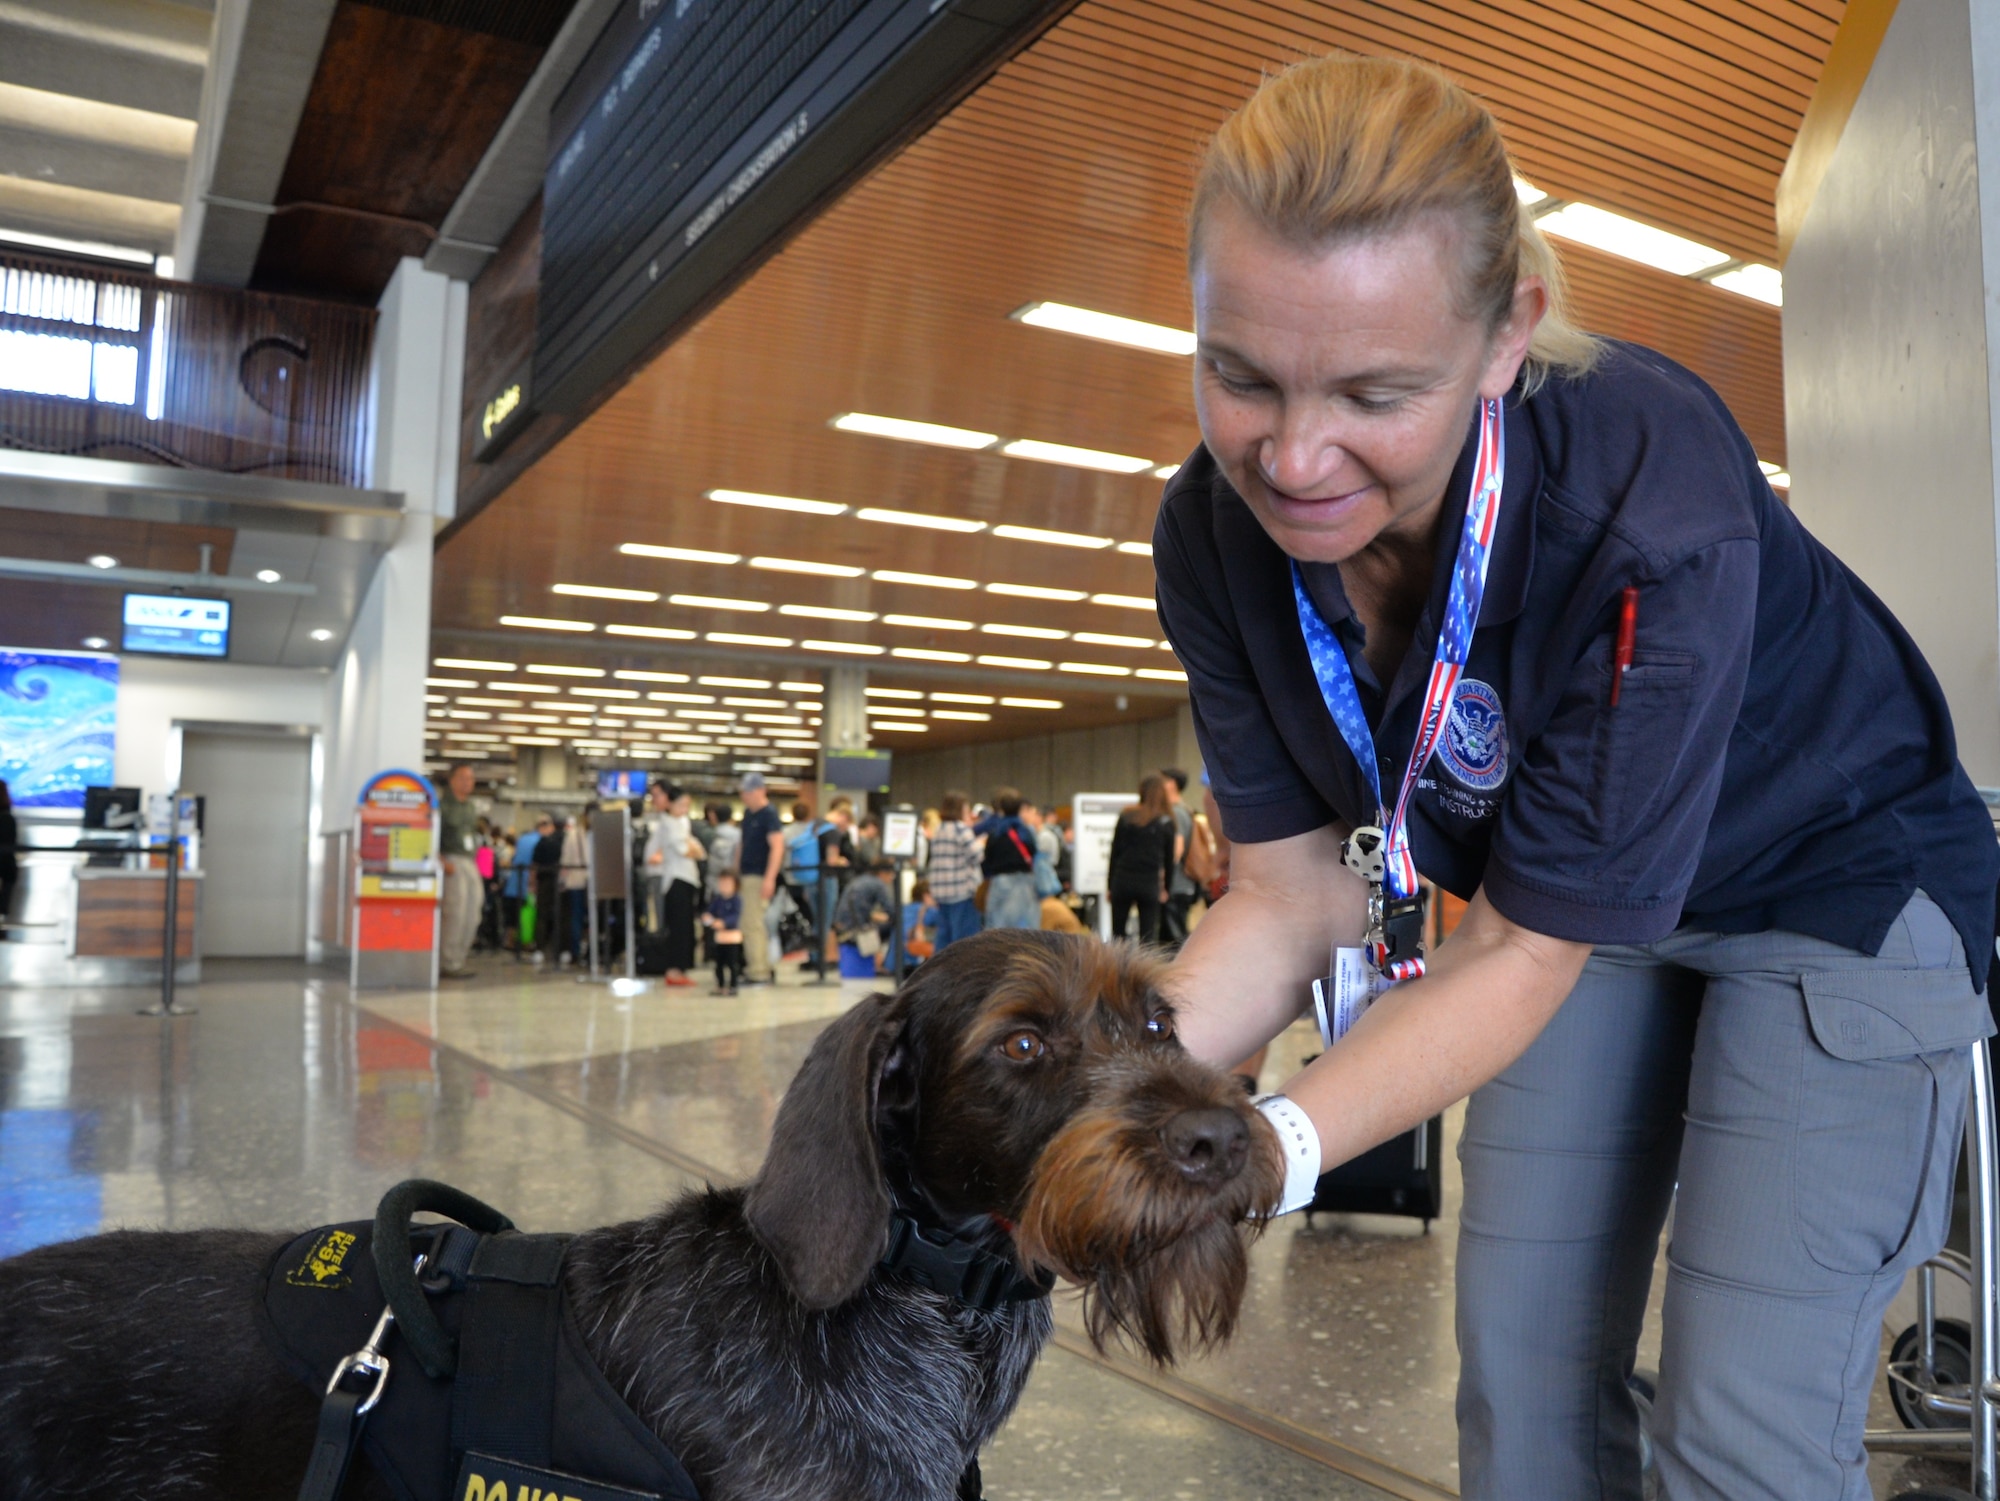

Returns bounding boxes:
[1888,1318,1974,1430]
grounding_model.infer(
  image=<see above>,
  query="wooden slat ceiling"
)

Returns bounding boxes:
[434,0,1836,757]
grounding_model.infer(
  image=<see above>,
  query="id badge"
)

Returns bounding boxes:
[1311,946,1393,1049]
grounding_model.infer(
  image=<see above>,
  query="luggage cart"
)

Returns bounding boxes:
[1865,1038,2000,1501]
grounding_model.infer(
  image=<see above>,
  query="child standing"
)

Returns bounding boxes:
[704,871,745,995]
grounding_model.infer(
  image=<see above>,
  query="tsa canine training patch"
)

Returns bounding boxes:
[284,1228,358,1289]
[1439,679,1509,794]
[457,1452,662,1501]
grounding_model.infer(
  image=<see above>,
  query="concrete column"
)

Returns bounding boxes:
[1783,0,2000,784]
[823,666,869,752]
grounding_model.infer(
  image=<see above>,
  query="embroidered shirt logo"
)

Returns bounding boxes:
[1439,679,1509,793]
[286,1228,357,1290]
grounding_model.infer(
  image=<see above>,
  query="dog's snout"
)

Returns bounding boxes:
[1160,1107,1249,1184]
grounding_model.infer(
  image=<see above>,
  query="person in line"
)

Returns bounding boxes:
[1106,774,1177,944]
[1159,768,1197,951]
[1159,55,1998,1500]
[529,813,562,963]
[853,812,883,869]
[1023,799,1064,905]
[501,819,538,958]
[703,801,739,898]
[902,878,937,962]
[436,763,482,980]
[644,781,703,987]
[978,787,1040,930]
[703,871,745,995]
[926,790,983,950]
[833,858,898,971]
[784,799,826,922]
[735,773,784,985]
[559,804,592,968]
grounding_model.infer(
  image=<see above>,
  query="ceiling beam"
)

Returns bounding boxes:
[0,0,210,118]
[0,554,316,595]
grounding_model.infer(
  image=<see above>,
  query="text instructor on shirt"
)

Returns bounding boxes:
[1162,55,1999,1501]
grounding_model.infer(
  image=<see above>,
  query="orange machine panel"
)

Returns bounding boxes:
[356,899,434,953]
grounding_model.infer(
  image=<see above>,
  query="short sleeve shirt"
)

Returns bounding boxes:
[738,805,783,877]
[1156,342,1999,988]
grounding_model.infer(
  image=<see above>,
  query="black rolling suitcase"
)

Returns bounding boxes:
[1304,1114,1445,1230]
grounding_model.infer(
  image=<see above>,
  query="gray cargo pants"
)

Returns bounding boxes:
[1456,892,1993,1501]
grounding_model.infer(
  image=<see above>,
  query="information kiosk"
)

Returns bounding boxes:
[348,770,440,990]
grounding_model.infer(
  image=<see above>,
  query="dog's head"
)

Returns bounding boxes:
[744,930,1283,1363]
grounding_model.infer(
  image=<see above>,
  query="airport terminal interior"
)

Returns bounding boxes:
[4,0,2000,1496]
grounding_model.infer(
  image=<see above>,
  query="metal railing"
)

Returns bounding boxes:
[0,251,376,486]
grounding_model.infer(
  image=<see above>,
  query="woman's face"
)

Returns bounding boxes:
[1191,200,1542,565]
[671,793,692,817]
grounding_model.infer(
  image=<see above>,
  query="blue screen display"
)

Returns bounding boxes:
[596,768,649,799]
[122,593,230,658]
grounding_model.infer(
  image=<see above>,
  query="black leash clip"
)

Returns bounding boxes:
[296,1258,415,1501]
[1378,890,1428,971]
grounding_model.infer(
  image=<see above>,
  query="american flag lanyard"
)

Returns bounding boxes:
[1290,396,1507,982]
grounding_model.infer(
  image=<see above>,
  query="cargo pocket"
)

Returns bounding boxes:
[1793,968,1991,1275]
[1589,651,1696,836]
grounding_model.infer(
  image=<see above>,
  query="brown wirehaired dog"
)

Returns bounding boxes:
[0,930,1282,1501]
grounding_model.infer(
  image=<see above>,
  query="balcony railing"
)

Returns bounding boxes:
[0,251,376,488]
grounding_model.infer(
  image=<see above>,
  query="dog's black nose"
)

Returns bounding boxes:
[1161,1107,1249,1184]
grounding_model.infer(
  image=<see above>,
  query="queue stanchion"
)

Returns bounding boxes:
[140,789,195,1018]
[881,805,921,981]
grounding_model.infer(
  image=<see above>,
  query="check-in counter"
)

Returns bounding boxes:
[0,826,201,985]
[71,867,202,965]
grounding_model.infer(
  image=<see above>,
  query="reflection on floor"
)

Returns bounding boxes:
[0,957,1974,1499]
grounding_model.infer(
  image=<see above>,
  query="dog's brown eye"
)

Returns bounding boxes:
[1146,1013,1175,1040]
[999,1030,1046,1062]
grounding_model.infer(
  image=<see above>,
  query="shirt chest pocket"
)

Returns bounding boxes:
[1589,650,1698,836]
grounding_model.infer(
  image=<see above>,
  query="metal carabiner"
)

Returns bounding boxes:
[325,1298,397,1416]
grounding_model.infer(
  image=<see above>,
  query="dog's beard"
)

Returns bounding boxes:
[1014,1098,1284,1365]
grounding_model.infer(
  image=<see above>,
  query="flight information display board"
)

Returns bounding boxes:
[122,594,230,658]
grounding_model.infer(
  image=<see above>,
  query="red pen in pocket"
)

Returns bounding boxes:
[1609,586,1639,706]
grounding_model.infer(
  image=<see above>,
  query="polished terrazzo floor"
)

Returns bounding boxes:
[0,958,1975,1499]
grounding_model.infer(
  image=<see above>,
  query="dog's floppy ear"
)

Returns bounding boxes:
[746,990,909,1309]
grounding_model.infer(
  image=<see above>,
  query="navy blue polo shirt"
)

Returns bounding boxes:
[1156,341,1999,989]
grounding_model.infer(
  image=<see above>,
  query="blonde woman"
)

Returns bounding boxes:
[1162,55,1996,1501]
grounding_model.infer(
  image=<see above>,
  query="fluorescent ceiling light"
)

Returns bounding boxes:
[932,710,992,722]
[671,593,768,612]
[620,705,669,716]
[1060,661,1132,676]
[1074,631,1156,649]
[992,523,1112,550]
[866,686,924,699]
[527,663,605,678]
[426,676,478,688]
[445,732,503,742]
[806,639,886,655]
[1011,300,1196,356]
[780,681,821,692]
[742,713,804,725]
[866,705,926,717]
[998,438,1155,475]
[606,624,696,640]
[678,710,735,722]
[1136,667,1189,682]
[1001,696,1063,709]
[770,757,815,767]
[977,654,1052,670]
[700,676,770,688]
[751,556,865,578]
[932,692,994,704]
[614,670,690,683]
[570,686,639,698]
[511,736,562,746]
[1758,460,1782,476]
[1090,593,1155,611]
[665,751,713,761]
[883,613,971,631]
[1709,263,1783,306]
[0,225,155,266]
[1537,202,1730,277]
[554,582,659,601]
[871,721,928,733]
[1766,470,1791,489]
[1513,176,1547,205]
[437,657,514,672]
[1117,541,1154,557]
[502,615,595,632]
[856,506,986,533]
[620,542,742,564]
[706,488,848,516]
[708,631,793,648]
[444,709,492,720]
[988,582,1086,601]
[893,647,972,662]
[1151,464,1180,480]
[457,696,523,707]
[873,569,976,590]
[780,603,877,621]
[982,622,1068,640]
[830,412,998,449]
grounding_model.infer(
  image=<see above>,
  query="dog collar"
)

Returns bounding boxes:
[879,1214,1053,1312]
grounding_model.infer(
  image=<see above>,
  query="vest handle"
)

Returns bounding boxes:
[371,1178,514,1379]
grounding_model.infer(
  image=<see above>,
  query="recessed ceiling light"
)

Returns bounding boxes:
[670,593,769,612]
[436,657,515,671]
[976,654,1052,670]
[605,624,696,640]
[707,631,793,648]
[992,523,1112,550]
[1001,696,1063,709]
[706,489,848,516]
[1537,201,1730,277]
[873,569,976,590]
[1089,593,1155,611]
[255,568,282,583]
[998,438,1154,475]
[1117,541,1154,557]
[87,554,117,569]
[830,412,998,449]
[780,603,877,621]
[620,542,743,564]
[1708,263,1783,306]
[892,647,972,662]
[1149,465,1180,481]
[806,639,885,655]
[501,614,596,631]
[1011,301,1197,356]
[1074,631,1156,649]
[310,628,335,642]
[932,692,995,704]
[527,663,606,677]
[554,583,660,601]
[988,582,1087,601]
[1136,667,1189,682]
[615,669,691,683]
[82,635,109,650]
[699,676,771,688]
[866,686,925,699]
[932,709,993,721]
[855,507,987,533]
[982,622,1068,640]
[751,556,866,578]
[883,613,972,631]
